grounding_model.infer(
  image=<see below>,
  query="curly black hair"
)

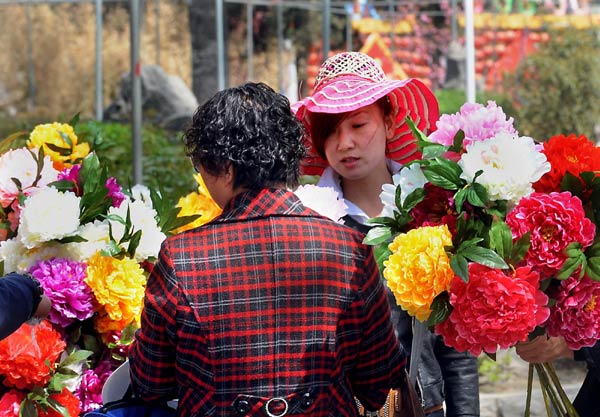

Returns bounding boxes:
[183,82,307,190]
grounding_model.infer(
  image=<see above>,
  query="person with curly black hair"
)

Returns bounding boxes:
[128,82,406,417]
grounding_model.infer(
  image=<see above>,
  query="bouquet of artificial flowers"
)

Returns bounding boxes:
[0,120,211,416]
[365,102,600,417]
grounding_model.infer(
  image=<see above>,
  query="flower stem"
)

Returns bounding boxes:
[543,362,580,417]
[524,364,534,417]
[535,363,567,416]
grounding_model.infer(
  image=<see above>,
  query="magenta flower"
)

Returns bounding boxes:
[546,276,600,350]
[57,164,82,195]
[105,177,125,208]
[76,360,112,412]
[428,101,516,147]
[29,258,95,328]
[506,192,595,277]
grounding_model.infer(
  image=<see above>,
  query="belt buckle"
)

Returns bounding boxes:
[264,397,289,417]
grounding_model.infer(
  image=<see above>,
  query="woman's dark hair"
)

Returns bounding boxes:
[307,95,393,160]
[183,82,307,189]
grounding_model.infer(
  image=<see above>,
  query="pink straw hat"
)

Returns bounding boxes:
[293,51,439,176]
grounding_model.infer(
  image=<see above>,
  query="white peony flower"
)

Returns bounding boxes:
[18,187,81,249]
[294,184,348,223]
[64,220,111,261]
[108,198,166,262]
[459,132,551,206]
[380,164,428,218]
[0,238,68,273]
[130,184,154,207]
[0,148,58,208]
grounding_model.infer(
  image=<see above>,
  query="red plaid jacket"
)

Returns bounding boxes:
[129,188,405,417]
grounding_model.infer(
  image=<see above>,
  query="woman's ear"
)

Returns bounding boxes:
[384,114,395,140]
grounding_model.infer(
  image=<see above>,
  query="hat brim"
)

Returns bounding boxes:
[293,77,439,176]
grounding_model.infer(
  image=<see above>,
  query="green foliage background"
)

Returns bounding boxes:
[75,121,197,203]
[507,28,600,141]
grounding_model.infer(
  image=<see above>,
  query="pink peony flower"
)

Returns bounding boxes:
[76,360,112,412]
[428,101,516,148]
[57,164,82,195]
[105,177,125,208]
[30,258,95,328]
[546,276,600,350]
[506,192,595,277]
[435,264,550,356]
[0,390,25,417]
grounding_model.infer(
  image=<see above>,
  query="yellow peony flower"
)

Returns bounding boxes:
[383,225,455,321]
[85,252,146,335]
[27,122,90,169]
[175,173,222,233]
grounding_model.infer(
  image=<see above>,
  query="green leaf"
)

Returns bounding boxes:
[449,129,465,153]
[489,220,513,261]
[510,232,531,265]
[45,142,72,156]
[586,257,600,281]
[450,254,469,282]
[374,245,392,272]
[402,187,426,211]
[58,349,93,368]
[405,116,430,143]
[422,158,463,190]
[47,398,71,417]
[366,216,399,228]
[421,143,447,159]
[454,188,468,213]
[457,237,483,250]
[426,291,452,326]
[57,235,87,244]
[48,179,76,192]
[127,229,142,258]
[57,130,73,148]
[68,112,81,127]
[556,255,585,280]
[363,226,392,246]
[461,246,509,269]
[561,171,583,196]
[467,183,489,207]
[102,240,123,257]
[20,399,39,417]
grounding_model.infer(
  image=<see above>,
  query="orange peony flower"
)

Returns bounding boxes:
[0,321,65,390]
[37,388,80,417]
[534,134,600,193]
[383,225,455,321]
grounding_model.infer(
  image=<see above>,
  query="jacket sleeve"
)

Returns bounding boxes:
[574,341,600,379]
[129,243,179,401]
[0,273,37,340]
[352,249,407,411]
[434,335,480,417]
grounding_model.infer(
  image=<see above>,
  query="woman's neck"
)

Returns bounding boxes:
[341,164,393,218]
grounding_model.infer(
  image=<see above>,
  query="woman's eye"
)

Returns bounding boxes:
[352,123,367,129]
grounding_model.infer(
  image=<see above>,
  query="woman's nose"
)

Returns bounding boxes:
[334,129,355,150]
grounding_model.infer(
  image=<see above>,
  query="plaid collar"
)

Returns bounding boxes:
[215,188,311,223]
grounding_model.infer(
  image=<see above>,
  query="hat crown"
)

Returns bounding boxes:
[314,52,387,92]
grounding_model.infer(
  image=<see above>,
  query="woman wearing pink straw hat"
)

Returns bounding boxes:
[293,52,480,417]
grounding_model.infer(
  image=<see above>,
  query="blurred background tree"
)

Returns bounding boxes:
[506,28,600,141]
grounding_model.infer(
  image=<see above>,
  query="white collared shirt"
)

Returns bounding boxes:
[317,159,402,226]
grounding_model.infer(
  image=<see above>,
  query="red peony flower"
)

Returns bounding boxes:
[546,276,600,350]
[38,388,81,417]
[435,264,550,356]
[506,191,595,277]
[0,321,65,390]
[0,390,25,417]
[534,134,600,193]
[409,184,458,233]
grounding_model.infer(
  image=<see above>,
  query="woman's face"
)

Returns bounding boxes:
[323,103,394,181]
